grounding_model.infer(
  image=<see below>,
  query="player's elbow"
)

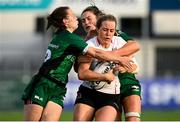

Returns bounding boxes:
[86,47,96,58]
[78,73,83,80]
[78,71,86,80]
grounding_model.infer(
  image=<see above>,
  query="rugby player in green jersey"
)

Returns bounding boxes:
[21,6,133,121]
[74,6,141,122]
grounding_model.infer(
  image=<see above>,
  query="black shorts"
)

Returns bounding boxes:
[74,85,122,111]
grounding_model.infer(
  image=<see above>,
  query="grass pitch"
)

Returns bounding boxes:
[0,110,180,121]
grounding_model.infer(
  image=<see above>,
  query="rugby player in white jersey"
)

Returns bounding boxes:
[73,14,139,121]
[73,6,141,122]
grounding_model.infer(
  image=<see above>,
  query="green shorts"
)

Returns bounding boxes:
[22,75,67,107]
[120,79,141,100]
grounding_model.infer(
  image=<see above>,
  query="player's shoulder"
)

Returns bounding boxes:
[113,36,124,41]
[116,30,133,41]
[69,32,83,41]
[58,30,83,42]
[116,30,126,36]
[86,36,97,46]
[112,36,127,45]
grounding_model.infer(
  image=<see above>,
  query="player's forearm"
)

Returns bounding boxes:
[91,47,120,62]
[78,69,107,81]
[112,40,140,56]
[87,47,133,69]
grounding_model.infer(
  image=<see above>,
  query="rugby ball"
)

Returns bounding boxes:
[90,61,116,90]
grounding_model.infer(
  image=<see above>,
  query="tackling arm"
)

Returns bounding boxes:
[78,55,115,83]
[86,46,133,70]
[112,40,140,57]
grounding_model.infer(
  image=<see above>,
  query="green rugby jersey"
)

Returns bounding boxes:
[117,31,139,85]
[117,30,133,41]
[39,30,88,84]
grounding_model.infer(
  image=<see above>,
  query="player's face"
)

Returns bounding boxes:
[81,11,97,33]
[64,9,78,32]
[97,20,116,45]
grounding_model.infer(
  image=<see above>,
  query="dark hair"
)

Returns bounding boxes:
[46,6,69,31]
[96,14,117,29]
[81,6,105,19]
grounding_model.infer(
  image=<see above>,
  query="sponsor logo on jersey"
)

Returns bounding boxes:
[131,85,140,91]
[34,95,43,101]
[49,43,59,49]
[113,102,120,110]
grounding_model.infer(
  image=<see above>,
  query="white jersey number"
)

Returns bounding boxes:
[44,49,51,62]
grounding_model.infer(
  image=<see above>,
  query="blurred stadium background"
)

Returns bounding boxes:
[0,0,180,121]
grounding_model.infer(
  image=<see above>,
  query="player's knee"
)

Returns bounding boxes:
[125,112,141,121]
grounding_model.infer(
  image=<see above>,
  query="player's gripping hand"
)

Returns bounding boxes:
[118,56,134,71]
[113,65,126,73]
[104,69,115,84]
[114,63,138,74]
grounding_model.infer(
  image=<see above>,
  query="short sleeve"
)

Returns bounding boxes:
[117,30,133,41]
[68,33,88,54]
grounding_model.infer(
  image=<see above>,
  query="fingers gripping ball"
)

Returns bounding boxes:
[90,61,116,90]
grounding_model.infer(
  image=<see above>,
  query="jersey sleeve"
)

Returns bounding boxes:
[68,33,89,54]
[117,30,133,41]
